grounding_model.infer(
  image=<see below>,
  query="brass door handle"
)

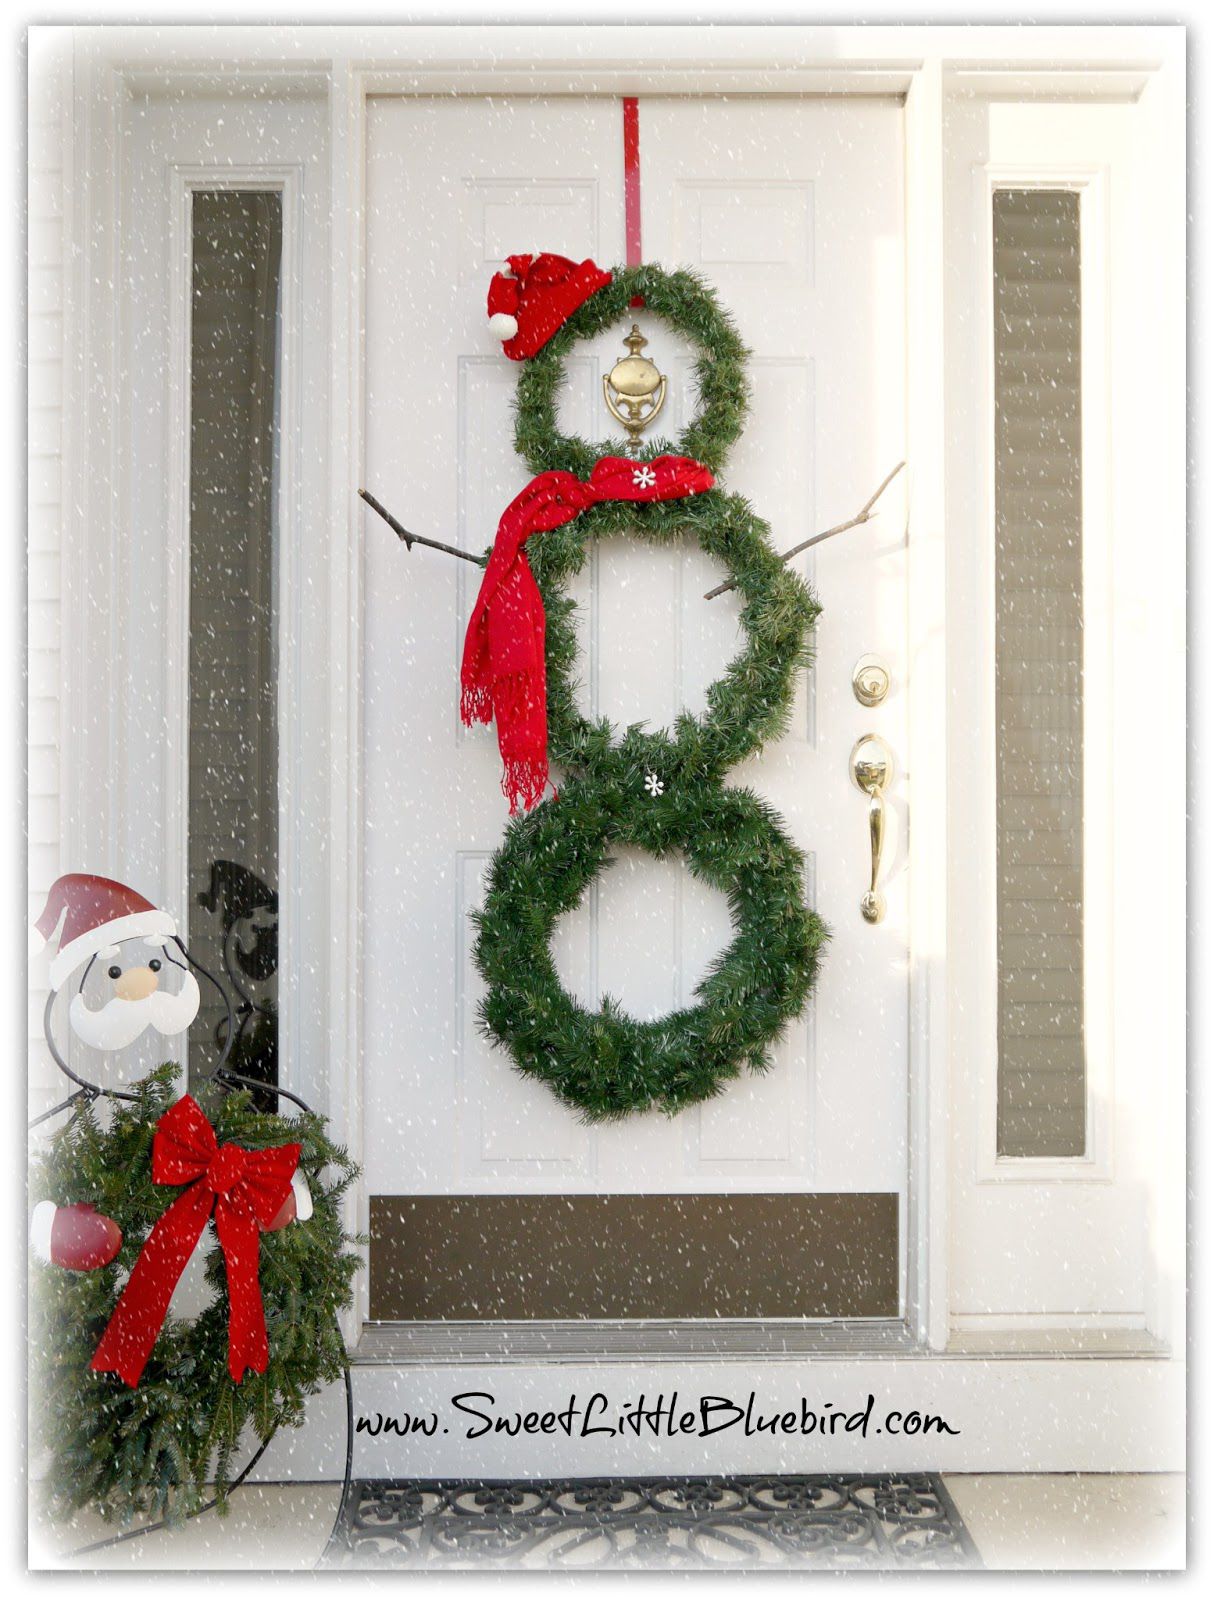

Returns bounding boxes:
[849,734,894,924]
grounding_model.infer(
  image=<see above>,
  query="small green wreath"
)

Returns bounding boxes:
[515,263,749,478]
[30,1066,360,1527]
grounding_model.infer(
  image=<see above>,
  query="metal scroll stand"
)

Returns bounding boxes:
[202,863,280,1113]
[29,936,355,1563]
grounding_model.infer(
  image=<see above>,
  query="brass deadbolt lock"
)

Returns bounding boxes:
[851,655,891,707]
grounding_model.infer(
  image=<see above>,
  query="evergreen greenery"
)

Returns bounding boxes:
[30,1065,360,1527]
[515,263,748,478]
[474,263,828,1119]
[476,772,826,1120]
[533,487,821,783]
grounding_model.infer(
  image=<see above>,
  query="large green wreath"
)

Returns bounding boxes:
[472,263,828,1120]
[30,1065,360,1527]
[476,774,824,1119]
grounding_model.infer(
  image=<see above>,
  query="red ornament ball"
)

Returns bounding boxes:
[31,1202,123,1271]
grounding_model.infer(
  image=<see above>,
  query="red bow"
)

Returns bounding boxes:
[90,1096,300,1388]
[460,454,715,812]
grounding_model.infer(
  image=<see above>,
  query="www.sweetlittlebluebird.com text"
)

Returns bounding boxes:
[356,1391,960,1442]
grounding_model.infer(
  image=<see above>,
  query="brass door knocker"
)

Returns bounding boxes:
[603,324,667,451]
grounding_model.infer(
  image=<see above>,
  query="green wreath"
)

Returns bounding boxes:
[473,263,828,1120]
[515,263,748,477]
[30,1066,360,1527]
[533,486,820,782]
[476,773,824,1119]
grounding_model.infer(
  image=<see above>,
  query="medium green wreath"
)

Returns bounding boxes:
[30,1065,360,1527]
[531,486,821,782]
[473,263,828,1120]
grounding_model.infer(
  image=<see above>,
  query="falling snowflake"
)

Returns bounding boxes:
[644,772,664,797]
[632,466,657,489]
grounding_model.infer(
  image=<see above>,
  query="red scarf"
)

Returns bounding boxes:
[90,1096,300,1388]
[461,454,714,811]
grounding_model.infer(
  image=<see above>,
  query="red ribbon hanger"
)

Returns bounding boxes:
[90,1096,300,1388]
[623,97,644,306]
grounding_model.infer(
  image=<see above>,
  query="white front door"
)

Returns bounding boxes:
[41,24,1186,1481]
[362,94,909,1312]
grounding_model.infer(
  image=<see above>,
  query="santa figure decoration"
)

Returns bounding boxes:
[29,874,311,1288]
[32,872,202,1053]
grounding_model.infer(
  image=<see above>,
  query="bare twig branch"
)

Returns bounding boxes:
[362,462,907,600]
[359,489,487,567]
[703,460,906,600]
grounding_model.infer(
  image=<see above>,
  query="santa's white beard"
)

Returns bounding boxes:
[70,971,201,1051]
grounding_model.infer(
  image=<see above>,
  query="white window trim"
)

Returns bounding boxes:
[943,82,1185,1353]
[163,164,306,1083]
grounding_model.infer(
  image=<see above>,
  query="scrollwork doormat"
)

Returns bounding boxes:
[323,1475,981,1570]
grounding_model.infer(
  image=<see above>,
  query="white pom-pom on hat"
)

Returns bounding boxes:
[488,312,519,341]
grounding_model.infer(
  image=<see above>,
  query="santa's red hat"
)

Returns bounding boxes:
[32,874,178,990]
[487,253,612,360]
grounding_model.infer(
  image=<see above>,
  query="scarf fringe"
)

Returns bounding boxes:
[460,682,494,726]
[502,756,549,816]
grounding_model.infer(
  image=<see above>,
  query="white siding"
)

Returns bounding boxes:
[27,36,70,1100]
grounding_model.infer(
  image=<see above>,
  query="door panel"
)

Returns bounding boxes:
[362,97,907,1225]
[369,1194,899,1320]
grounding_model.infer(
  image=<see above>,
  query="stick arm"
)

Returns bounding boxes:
[359,462,906,604]
[703,460,906,600]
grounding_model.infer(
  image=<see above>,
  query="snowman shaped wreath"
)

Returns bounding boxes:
[28,874,358,1528]
[449,253,829,1120]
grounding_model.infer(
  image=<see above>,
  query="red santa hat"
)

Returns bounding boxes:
[487,253,612,360]
[32,874,178,991]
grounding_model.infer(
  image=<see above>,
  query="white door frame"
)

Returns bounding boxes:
[47,24,1185,1472]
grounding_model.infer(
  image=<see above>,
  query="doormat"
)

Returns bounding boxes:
[322,1474,981,1570]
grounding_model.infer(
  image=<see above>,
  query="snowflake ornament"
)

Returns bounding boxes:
[632,466,658,490]
[644,772,664,798]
